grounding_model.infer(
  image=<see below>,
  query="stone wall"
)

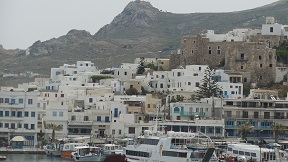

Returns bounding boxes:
[173,34,277,85]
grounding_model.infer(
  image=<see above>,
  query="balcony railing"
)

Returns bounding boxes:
[224,115,288,119]
[174,111,205,116]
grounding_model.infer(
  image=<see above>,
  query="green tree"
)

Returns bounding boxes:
[137,57,145,74]
[125,87,139,95]
[239,122,253,141]
[145,63,158,71]
[270,122,285,143]
[44,122,63,143]
[91,75,113,83]
[196,67,222,99]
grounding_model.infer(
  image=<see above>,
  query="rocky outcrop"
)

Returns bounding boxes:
[0,44,3,50]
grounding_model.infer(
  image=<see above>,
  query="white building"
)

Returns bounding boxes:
[0,90,40,146]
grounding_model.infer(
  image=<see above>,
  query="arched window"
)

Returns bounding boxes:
[174,107,180,113]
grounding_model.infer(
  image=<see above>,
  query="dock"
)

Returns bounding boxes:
[0,147,45,154]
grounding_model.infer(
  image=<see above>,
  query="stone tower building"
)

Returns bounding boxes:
[171,29,277,85]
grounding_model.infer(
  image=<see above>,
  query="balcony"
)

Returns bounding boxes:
[176,111,205,117]
[0,103,24,109]
[224,115,288,120]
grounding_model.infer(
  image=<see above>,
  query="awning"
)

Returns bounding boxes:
[11,136,26,142]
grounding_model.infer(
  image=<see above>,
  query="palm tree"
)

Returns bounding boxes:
[239,122,253,141]
[270,122,285,143]
[44,122,63,143]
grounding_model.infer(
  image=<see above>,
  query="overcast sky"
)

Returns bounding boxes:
[0,0,278,49]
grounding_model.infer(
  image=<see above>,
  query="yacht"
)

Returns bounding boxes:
[226,143,286,162]
[124,130,218,162]
[102,143,124,155]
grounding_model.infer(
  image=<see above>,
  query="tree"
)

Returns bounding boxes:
[239,122,253,141]
[136,57,145,74]
[125,87,139,95]
[91,75,113,83]
[270,122,285,143]
[44,122,63,143]
[196,67,222,99]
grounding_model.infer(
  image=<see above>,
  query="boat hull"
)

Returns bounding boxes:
[103,154,127,162]
[73,154,106,162]
[61,150,73,159]
[45,149,61,157]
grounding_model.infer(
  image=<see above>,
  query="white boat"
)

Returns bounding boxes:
[72,146,106,162]
[124,130,218,162]
[102,143,124,155]
[0,155,6,161]
[226,143,286,162]
[61,142,89,159]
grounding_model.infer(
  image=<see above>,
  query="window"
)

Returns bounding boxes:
[28,99,33,104]
[31,124,35,129]
[0,123,2,128]
[84,116,89,121]
[269,64,273,67]
[128,127,135,134]
[25,111,29,117]
[0,111,2,117]
[208,46,212,54]
[114,108,119,117]
[270,27,273,32]
[97,116,101,122]
[160,84,163,88]
[195,82,200,87]
[241,65,243,69]
[119,129,122,135]
[124,72,127,75]
[147,104,150,108]
[4,123,9,128]
[264,112,270,119]
[17,111,22,117]
[188,82,191,85]
[52,111,57,117]
[5,98,9,103]
[5,111,9,117]
[59,112,63,117]
[31,112,35,117]
[11,111,15,117]
[18,123,22,128]
[177,72,181,76]
[105,116,109,122]
[61,94,64,97]
[254,112,259,118]
[259,64,262,68]
[112,129,115,135]
[0,98,3,103]
[259,56,262,60]
[19,98,23,104]
[89,98,93,103]
[24,124,28,129]
[11,99,15,104]
[10,123,15,129]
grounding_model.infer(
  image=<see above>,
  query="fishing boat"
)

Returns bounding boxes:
[44,143,62,157]
[61,142,89,159]
[124,130,218,162]
[72,146,106,162]
[226,143,286,162]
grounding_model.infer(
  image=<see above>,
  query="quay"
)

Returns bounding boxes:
[0,147,45,154]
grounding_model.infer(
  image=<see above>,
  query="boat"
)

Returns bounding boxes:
[124,130,218,162]
[61,142,89,159]
[225,143,286,162]
[102,143,124,155]
[72,146,107,162]
[0,155,6,161]
[44,143,62,157]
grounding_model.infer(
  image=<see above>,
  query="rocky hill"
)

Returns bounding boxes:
[1,0,288,81]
